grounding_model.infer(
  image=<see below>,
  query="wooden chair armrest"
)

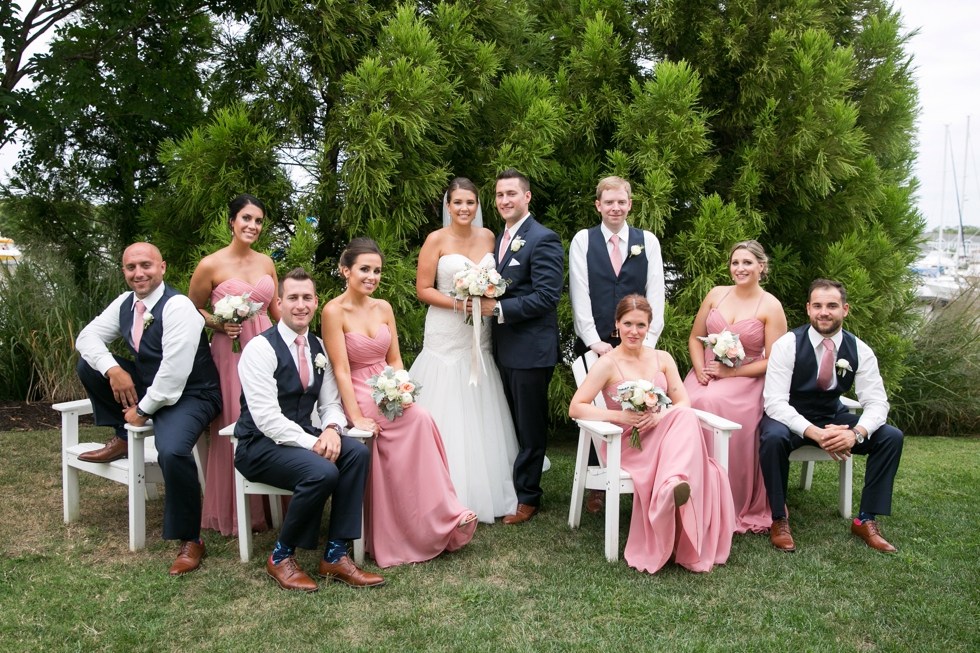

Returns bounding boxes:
[219,423,236,436]
[574,419,622,440]
[124,422,154,439]
[52,399,94,415]
[692,409,741,433]
[346,427,373,441]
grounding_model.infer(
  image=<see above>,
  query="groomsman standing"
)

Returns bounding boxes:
[472,168,563,524]
[75,243,222,575]
[760,279,904,553]
[235,268,381,591]
[569,176,665,514]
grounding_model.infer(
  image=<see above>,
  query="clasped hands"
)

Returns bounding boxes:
[695,360,737,385]
[107,366,148,427]
[620,406,666,430]
[804,424,858,460]
[461,297,497,317]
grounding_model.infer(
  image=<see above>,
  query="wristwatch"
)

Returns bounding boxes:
[135,406,151,419]
[323,423,341,434]
[491,304,501,318]
[852,428,865,444]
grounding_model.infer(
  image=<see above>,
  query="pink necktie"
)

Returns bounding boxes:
[817,339,835,391]
[499,230,511,263]
[609,234,623,276]
[295,335,310,390]
[133,301,146,352]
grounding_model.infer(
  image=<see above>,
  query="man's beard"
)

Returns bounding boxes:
[810,316,842,336]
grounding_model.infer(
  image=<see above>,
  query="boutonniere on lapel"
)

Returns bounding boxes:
[836,359,853,377]
[314,353,328,373]
[510,236,526,252]
[143,313,155,328]
[630,244,644,258]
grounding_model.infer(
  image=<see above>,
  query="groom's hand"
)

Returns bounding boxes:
[106,366,139,409]
[465,298,497,317]
[313,427,342,463]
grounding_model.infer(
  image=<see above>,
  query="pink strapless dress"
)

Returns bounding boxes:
[201,275,276,536]
[345,324,476,568]
[601,366,734,574]
[684,306,772,533]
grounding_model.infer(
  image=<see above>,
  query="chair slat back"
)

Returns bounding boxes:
[572,351,605,408]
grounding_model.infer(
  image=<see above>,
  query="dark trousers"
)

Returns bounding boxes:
[234,434,370,551]
[759,411,904,520]
[499,365,554,507]
[77,358,222,540]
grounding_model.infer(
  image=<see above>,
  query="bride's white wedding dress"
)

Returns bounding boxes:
[409,253,520,523]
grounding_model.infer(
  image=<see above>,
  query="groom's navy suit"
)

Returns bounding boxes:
[493,215,564,507]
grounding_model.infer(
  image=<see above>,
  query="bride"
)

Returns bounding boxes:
[409,177,520,523]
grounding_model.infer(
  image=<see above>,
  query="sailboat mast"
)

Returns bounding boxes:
[939,124,949,254]
[959,116,970,262]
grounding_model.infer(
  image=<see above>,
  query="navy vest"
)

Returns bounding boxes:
[118,284,219,397]
[788,324,860,425]
[585,225,648,343]
[235,326,326,441]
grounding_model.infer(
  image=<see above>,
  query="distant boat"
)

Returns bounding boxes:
[0,236,22,265]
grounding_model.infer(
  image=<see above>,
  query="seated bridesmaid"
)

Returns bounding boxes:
[321,237,477,568]
[683,240,787,534]
[569,295,735,574]
[189,194,281,536]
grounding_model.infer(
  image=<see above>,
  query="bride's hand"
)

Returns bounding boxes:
[353,416,380,436]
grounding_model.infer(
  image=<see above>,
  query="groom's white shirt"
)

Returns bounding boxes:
[238,321,347,450]
[76,282,204,415]
[496,213,531,324]
[763,326,890,438]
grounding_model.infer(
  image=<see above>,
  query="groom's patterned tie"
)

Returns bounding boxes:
[498,230,511,264]
[133,300,146,352]
[295,335,310,390]
[609,234,623,276]
[817,339,835,391]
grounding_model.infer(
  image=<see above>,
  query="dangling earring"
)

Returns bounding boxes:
[612,328,620,338]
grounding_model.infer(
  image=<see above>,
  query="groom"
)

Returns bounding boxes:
[472,168,563,524]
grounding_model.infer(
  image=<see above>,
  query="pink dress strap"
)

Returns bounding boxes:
[753,291,766,318]
[714,288,733,310]
[608,355,627,384]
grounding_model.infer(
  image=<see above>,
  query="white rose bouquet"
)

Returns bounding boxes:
[452,261,509,321]
[611,380,672,449]
[697,329,746,368]
[365,366,422,421]
[211,292,265,353]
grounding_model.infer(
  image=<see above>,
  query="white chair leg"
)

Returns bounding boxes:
[353,503,365,566]
[712,428,730,473]
[236,470,253,562]
[128,435,147,552]
[799,461,815,491]
[568,428,591,529]
[269,496,284,530]
[62,411,80,523]
[192,438,207,496]
[839,457,853,519]
[605,441,622,563]
[144,484,159,501]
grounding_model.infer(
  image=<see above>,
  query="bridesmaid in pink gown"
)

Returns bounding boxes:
[570,295,735,573]
[322,237,477,568]
[188,194,281,536]
[683,240,787,534]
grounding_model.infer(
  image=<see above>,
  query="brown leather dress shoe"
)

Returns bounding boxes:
[318,556,386,588]
[77,436,128,463]
[169,540,205,576]
[851,520,897,553]
[769,518,796,552]
[502,503,539,525]
[585,490,604,514]
[267,556,318,592]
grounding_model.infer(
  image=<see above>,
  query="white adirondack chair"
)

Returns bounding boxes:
[787,396,861,518]
[54,398,207,551]
[218,419,372,566]
[567,351,741,562]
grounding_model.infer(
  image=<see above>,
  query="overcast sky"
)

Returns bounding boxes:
[1,1,976,231]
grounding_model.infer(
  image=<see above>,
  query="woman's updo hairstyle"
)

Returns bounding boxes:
[729,240,769,281]
[615,294,653,324]
[446,177,480,203]
[228,193,266,230]
[339,237,385,270]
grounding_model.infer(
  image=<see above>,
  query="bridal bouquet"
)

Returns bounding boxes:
[211,292,264,352]
[366,367,422,421]
[611,380,672,450]
[451,261,509,384]
[697,329,745,368]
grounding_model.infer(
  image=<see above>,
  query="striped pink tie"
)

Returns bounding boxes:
[499,230,511,264]
[817,339,835,391]
[295,335,310,390]
[609,234,623,276]
[133,301,146,352]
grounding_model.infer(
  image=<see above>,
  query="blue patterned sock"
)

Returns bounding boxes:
[323,539,347,564]
[270,541,295,565]
[857,511,877,524]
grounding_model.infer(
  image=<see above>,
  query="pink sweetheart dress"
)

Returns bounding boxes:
[201,275,276,535]
[683,290,772,533]
[344,324,476,568]
[601,354,735,574]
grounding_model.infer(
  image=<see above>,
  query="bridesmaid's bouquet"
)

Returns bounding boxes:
[366,367,422,421]
[211,292,264,352]
[697,330,745,368]
[611,380,672,450]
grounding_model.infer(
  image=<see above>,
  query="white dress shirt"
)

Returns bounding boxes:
[763,326,890,438]
[495,213,532,324]
[237,321,347,450]
[569,222,665,348]
[76,283,206,415]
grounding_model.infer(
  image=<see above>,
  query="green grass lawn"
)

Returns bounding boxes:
[1,428,977,652]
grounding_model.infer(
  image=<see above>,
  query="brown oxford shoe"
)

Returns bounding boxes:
[585,490,604,514]
[318,556,386,588]
[267,556,318,592]
[769,518,796,552]
[851,520,897,553]
[169,540,205,576]
[502,503,539,525]
[77,435,128,463]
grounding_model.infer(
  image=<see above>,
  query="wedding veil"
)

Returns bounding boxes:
[442,192,483,229]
